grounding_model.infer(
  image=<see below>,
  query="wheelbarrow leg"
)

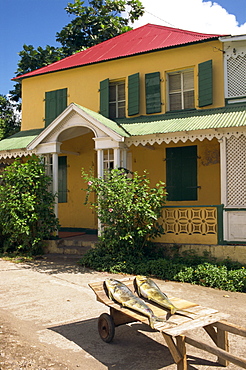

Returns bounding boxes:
[162,333,187,370]
[176,336,187,370]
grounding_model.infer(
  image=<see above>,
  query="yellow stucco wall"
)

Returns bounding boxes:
[21,40,224,131]
[129,138,220,205]
[58,132,97,229]
[129,138,220,244]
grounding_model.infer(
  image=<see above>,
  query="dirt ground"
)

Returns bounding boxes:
[0,254,245,370]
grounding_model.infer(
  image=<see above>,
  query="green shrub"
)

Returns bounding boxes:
[80,248,246,292]
[82,168,166,257]
[0,156,59,255]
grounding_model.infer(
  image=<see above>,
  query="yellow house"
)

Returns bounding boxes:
[1,24,246,255]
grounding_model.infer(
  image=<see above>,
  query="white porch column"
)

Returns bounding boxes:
[114,148,121,168]
[96,149,104,235]
[122,149,127,169]
[52,152,59,219]
[219,137,227,207]
[97,149,104,178]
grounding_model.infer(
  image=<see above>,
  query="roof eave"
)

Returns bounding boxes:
[12,36,222,82]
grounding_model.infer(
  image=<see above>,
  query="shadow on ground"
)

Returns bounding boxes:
[49,318,221,370]
[18,254,93,275]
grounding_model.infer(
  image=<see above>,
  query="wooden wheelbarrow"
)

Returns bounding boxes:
[89,277,246,369]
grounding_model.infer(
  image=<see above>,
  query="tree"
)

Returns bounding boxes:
[0,95,21,140]
[56,0,145,56]
[10,0,144,102]
[10,45,65,103]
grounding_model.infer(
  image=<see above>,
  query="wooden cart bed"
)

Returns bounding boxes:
[89,277,246,369]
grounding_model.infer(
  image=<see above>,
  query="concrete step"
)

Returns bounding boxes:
[43,238,98,256]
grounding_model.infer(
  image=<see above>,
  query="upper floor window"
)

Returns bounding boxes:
[109,81,125,119]
[100,74,139,119]
[168,69,194,111]
[45,88,67,127]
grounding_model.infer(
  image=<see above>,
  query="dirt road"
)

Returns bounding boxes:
[0,255,245,369]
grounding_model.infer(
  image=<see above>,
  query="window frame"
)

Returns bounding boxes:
[109,80,126,119]
[167,69,195,111]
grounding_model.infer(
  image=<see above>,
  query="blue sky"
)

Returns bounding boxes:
[0,0,245,96]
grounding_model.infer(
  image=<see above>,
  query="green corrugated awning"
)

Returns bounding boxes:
[74,104,130,137]
[1,105,245,153]
[0,129,44,151]
[117,105,246,136]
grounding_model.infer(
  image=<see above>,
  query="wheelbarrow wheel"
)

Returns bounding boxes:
[98,313,115,343]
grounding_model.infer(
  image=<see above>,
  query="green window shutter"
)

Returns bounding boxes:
[58,156,67,203]
[100,79,109,117]
[45,88,67,127]
[56,88,67,115]
[145,72,161,114]
[166,146,197,201]
[128,73,140,116]
[198,60,213,107]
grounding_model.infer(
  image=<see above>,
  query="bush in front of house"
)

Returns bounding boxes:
[80,247,246,292]
[0,156,59,255]
[81,168,167,260]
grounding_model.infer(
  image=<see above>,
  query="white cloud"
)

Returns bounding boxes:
[132,0,246,36]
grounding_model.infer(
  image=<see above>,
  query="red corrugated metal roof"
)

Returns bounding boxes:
[13,24,223,81]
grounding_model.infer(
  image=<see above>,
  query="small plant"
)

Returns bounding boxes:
[0,156,59,255]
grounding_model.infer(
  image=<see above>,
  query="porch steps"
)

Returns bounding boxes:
[43,234,98,256]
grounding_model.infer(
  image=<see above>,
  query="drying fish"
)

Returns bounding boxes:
[105,278,174,329]
[135,275,194,316]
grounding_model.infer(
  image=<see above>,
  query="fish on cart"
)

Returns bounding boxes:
[135,275,194,317]
[105,278,175,329]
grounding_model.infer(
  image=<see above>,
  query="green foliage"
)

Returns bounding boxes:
[80,247,246,292]
[57,0,145,55]
[82,168,166,257]
[11,0,144,102]
[0,95,20,140]
[0,156,59,255]
[10,45,65,102]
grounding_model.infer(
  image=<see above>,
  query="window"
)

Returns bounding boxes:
[168,70,194,111]
[109,81,126,119]
[166,146,198,201]
[100,79,126,119]
[58,156,67,203]
[103,149,114,172]
[45,88,67,127]
[100,74,139,118]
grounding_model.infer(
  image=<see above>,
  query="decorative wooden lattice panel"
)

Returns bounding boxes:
[227,54,246,98]
[163,207,217,235]
[226,135,246,206]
